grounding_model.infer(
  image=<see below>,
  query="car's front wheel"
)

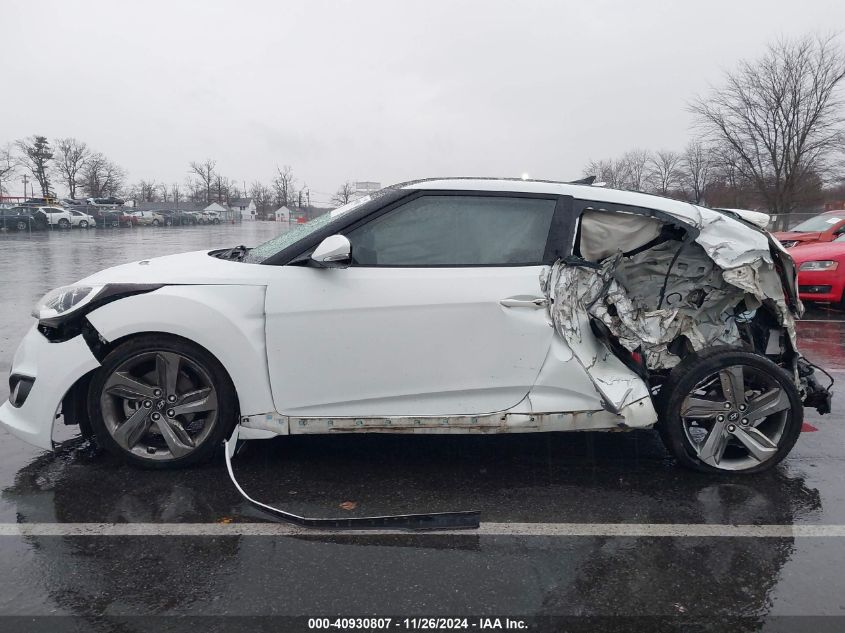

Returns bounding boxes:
[79,220,88,229]
[152,219,160,226]
[657,348,803,474]
[87,335,238,469]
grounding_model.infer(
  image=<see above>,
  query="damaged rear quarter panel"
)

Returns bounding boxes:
[547,200,801,408]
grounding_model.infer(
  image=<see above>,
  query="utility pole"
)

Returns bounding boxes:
[21,174,28,200]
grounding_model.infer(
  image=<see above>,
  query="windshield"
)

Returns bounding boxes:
[243,196,372,263]
[790,214,844,232]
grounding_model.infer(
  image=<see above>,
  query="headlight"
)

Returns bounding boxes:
[32,285,105,321]
[799,260,838,271]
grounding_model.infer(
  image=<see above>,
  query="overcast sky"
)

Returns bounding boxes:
[3,0,844,204]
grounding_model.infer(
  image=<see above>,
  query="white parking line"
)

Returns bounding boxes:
[1,522,845,537]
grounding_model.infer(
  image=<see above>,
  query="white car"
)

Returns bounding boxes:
[39,206,74,228]
[201,210,222,224]
[0,179,831,476]
[69,209,95,229]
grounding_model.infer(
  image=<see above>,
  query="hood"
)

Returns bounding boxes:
[774,231,820,242]
[79,250,274,286]
[789,241,845,263]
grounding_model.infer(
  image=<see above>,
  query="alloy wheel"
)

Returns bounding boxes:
[99,351,219,461]
[680,364,791,471]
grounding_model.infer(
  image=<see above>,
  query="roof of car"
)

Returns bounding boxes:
[398,177,708,225]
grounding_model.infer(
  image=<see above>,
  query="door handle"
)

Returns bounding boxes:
[499,296,548,309]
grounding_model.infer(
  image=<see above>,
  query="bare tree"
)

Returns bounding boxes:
[621,148,652,191]
[53,138,89,198]
[16,135,54,196]
[680,140,715,204]
[159,182,170,202]
[583,158,631,189]
[189,159,216,204]
[649,150,683,195]
[0,143,15,197]
[81,153,126,197]
[331,181,355,206]
[690,33,845,220]
[272,165,295,207]
[249,181,273,219]
[171,183,182,210]
[132,179,159,202]
[213,174,232,203]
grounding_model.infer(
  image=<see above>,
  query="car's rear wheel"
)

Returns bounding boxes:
[58,218,70,228]
[212,218,220,224]
[152,219,160,226]
[88,335,238,469]
[657,348,803,474]
[15,220,27,231]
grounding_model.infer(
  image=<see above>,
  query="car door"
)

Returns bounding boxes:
[265,193,564,418]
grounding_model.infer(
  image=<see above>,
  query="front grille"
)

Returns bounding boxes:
[799,285,833,294]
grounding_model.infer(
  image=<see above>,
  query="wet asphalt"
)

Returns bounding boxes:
[1,224,845,632]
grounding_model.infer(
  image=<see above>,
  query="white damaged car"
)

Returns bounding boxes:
[1,179,832,474]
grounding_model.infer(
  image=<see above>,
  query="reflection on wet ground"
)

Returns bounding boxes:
[1,227,845,626]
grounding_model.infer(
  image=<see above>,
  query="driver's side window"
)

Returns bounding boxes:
[346,195,555,267]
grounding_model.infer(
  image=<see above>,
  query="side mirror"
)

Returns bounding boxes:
[311,234,351,268]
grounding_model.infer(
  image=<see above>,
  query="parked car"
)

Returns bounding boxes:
[182,211,202,225]
[89,208,122,228]
[0,206,48,231]
[87,196,125,206]
[774,210,845,248]
[131,211,166,227]
[789,236,845,306]
[201,210,222,224]
[0,179,831,478]
[23,197,59,206]
[69,209,95,229]
[39,206,74,228]
[62,198,88,208]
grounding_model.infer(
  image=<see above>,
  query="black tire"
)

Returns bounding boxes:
[152,219,160,226]
[16,220,27,231]
[79,220,88,229]
[656,347,803,474]
[212,218,220,225]
[58,218,70,228]
[87,334,239,469]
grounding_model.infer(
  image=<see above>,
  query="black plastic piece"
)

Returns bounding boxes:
[224,436,480,531]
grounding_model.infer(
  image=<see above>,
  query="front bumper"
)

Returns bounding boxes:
[797,270,844,303]
[0,324,100,450]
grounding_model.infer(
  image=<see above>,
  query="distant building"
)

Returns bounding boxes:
[274,206,291,222]
[228,197,257,219]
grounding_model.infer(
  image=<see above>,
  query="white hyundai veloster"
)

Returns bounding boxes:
[1,179,832,475]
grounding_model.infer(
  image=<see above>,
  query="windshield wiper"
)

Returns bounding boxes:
[213,245,250,261]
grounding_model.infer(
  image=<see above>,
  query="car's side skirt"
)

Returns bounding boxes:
[239,408,638,436]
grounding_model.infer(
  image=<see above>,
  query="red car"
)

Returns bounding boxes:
[774,209,845,248]
[790,237,845,305]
